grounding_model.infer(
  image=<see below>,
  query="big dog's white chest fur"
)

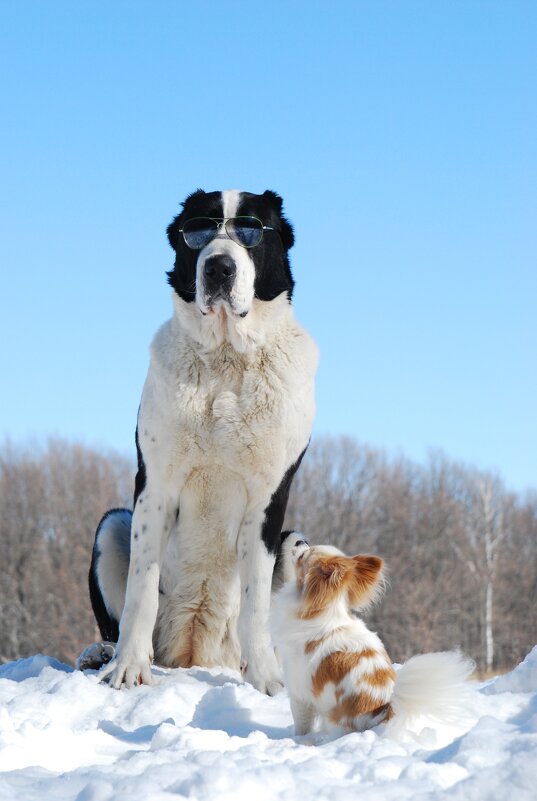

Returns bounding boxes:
[140,293,317,495]
[135,292,318,670]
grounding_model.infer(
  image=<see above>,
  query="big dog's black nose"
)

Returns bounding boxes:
[203,255,236,288]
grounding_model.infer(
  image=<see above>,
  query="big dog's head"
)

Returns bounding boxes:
[166,189,295,319]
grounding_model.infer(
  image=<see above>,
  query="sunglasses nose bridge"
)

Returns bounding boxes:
[212,219,231,242]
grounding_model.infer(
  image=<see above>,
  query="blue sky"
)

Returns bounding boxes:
[1,1,535,493]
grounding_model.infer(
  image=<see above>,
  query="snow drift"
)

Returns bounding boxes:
[1,647,536,800]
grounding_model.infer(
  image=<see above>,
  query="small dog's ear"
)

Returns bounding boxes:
[315,556,349,584]
[300,556,350,618]
[353,555,383,576]
[348,555,384,609]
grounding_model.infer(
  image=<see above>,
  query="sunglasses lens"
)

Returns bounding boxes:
[182,218,218,249]
[226,217,263,248]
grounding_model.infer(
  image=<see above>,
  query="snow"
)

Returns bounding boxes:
[1,648,537,801]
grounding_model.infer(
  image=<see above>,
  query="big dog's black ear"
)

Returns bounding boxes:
[166,189,207,302]
[263,189,295,251]
[263,189,284,212]
[167,189,206,251]
[166,215,182,251]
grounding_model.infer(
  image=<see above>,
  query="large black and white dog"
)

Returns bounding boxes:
[86,190,317,694]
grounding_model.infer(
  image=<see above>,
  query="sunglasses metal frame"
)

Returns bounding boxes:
[179,216,275,249]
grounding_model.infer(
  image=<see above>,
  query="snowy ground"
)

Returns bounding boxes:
[1,648,536,801]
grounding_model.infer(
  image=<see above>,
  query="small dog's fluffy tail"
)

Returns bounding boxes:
[385,651,475,738]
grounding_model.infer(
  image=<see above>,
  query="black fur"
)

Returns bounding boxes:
[133,422,147,508]
[88,190,306,660]
[166,189,295,304]
[88,509,127,642]
[261,446,308,555]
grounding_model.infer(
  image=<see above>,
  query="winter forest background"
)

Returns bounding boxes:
[1,437,535,676]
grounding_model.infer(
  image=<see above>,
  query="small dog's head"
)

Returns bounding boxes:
[272,532,311,590]
[166,189,295,319]
[293,544,385,619]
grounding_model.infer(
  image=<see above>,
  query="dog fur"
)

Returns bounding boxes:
[271,538,474,736]
[87,190,318,694]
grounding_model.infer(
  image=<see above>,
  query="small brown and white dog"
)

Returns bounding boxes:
[271,536,474,738]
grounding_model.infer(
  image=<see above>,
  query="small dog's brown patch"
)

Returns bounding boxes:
[364,663,396,687]
[311,649,377,696]
[329,695,394,728]
[298,552,384,619]
[300,555,354,619]
[304,627,347,655]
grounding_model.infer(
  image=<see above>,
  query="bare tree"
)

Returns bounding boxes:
[493,491,537,669]
[1,436,535,673]
[0,439,133,664]
[445,468,511,672]
[285,436,381,552]
[287,440,536,671]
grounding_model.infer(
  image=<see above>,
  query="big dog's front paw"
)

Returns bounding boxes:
[97,643,153,689]
[240,650,284,696]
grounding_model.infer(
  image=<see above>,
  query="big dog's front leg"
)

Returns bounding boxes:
[99,485,169,689]
[237,514,283,696]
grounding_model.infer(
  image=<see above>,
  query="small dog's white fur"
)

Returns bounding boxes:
[271,537,475,738]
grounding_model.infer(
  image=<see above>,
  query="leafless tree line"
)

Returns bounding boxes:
[1,437,535,673]
[285,437,537,674]
[0,439,132,665]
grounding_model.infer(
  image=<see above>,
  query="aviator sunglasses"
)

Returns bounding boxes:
[179,216,275,250]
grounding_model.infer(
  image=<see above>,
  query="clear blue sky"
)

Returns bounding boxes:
[1,1,535,493]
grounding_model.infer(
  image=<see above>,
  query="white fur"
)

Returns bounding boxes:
[99,272,318,691]
[271,579,391,734]
[272,533,310,591]
[386,651,475,738]
[94,511,131,622]
[271,545,475,738]
[196,190,256,317]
